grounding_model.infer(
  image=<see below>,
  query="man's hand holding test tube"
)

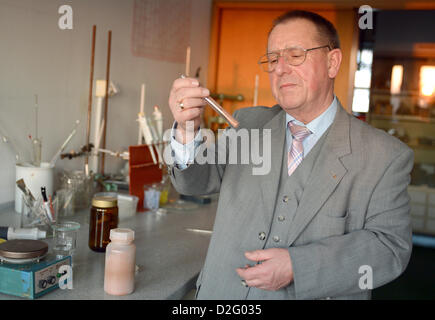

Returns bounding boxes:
[168,75,239,145]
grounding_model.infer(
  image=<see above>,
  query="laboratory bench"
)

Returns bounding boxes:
[0,198,217,300]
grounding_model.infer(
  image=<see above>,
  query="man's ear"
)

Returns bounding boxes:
[327,48,342,79]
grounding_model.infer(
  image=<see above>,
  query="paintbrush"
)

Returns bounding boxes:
[16,179,35,202]
[16,179,36,210]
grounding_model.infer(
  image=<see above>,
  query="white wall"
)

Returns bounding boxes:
[0,0,212,205]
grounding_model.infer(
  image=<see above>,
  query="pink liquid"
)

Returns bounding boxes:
[104,248,135,295]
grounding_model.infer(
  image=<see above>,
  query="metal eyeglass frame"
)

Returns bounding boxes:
[258,45,331,72]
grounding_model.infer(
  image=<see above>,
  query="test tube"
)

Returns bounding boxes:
[180,75,239,128]
[203,96,239,128]
[32,138,42,167]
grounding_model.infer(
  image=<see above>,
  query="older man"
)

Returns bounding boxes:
[167,10,413,299]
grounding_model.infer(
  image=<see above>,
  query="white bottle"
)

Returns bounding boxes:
[104,228,136,296]
[0,226,46,240]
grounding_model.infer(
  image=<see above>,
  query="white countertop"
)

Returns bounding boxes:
[0,198,217,300]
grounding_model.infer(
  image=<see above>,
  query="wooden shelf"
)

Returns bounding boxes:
[371,89,422,97]
[407,142,435,150]
[369,114,435,123]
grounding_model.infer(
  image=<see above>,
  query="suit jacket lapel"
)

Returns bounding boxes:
[287,103,352,246]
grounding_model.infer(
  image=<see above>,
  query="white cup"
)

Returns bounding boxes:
[15,162,54,213]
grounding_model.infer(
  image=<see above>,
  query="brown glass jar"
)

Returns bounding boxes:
[89,196,118,252]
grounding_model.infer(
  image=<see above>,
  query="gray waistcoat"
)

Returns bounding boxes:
[246,127,331,299]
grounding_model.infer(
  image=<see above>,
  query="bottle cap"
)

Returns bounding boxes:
[92,196,117,208]
[110,228,134,242]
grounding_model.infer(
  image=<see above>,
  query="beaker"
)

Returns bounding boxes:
[53,189,74,219]
[53,221,80,264]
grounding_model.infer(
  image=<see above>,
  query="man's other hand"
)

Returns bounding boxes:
[236,248,294,291]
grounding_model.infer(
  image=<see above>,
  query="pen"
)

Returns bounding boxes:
[41,187,54,223]
[49,195,55,221]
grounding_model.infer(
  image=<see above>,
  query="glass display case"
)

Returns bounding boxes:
[352,10,435,236]
[366,52,435,236]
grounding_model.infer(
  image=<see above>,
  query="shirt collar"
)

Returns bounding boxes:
[286,95,338,135]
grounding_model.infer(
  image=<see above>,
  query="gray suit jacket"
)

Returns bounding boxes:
[169,102,414,299]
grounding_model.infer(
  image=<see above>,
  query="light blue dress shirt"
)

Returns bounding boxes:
[286,96,338,157]
[171,96,338,168]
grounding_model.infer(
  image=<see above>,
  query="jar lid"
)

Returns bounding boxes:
[92,196,117,208]
[110,228,135,242]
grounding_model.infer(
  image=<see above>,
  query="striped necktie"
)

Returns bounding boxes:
[288,121,312,176]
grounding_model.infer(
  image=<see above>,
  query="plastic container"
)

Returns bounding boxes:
[117,194,139,220]
[15,162,54,213]
[104,228,136,296]
[143,183,161,212]
[88,196,118,252]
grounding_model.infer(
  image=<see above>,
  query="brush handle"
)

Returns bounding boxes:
[16,179,36,202]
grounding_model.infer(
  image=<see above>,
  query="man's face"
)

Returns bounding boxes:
[268,19,332,116]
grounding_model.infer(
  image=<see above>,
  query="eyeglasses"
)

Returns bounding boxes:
[258,45,331,72]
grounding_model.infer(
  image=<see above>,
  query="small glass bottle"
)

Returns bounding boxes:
[104,228,136,296]
[89,196,118,252]
[159,172,171,206]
